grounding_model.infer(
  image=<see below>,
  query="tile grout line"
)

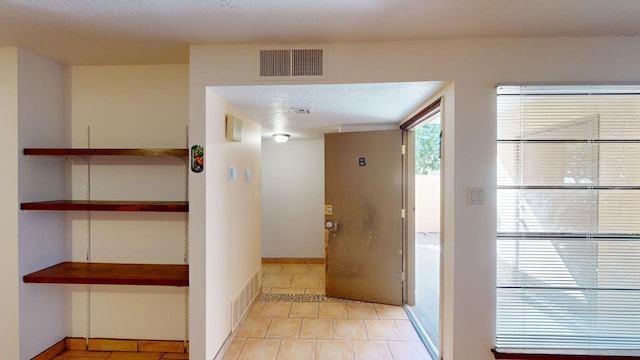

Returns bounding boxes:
[387,340,397,360]
[274,338,283,360]
[349,339,355,360]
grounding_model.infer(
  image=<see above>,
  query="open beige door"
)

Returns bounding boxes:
[324,130,403,305]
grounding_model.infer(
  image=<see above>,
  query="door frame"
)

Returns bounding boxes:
[400,97,444,359]
[403,130,416,305]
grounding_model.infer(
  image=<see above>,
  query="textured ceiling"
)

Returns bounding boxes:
[1,0,640,65]
[211,82,444,139]
[2,1,639,139]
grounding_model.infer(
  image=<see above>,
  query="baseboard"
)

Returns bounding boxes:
[32,339,65,360]
[262,257,325,264]
[32,337,189,360]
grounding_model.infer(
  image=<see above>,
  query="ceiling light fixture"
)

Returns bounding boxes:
[273,133,290,143]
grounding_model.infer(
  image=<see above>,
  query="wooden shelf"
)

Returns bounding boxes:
[23,262,188,286]
[24,148,188,156]
[20,200,188,212]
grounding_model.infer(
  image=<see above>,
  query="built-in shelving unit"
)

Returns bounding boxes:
[23,262,189,286]
[21,148,189,288]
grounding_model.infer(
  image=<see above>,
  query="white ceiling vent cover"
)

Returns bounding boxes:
[259,49,324,79]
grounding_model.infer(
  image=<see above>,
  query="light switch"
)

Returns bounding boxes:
[229,166,237,181]
[467,187,485,205]
[246,169,252,182]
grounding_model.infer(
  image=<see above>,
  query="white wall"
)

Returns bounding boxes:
[262,139,324,258]
[0,47,20,360]
[188,63,207,360]
[208,90,261,359]
[66,65,189,340]
[190,37,640,359]
[15,48,67,359]
[0,46,67,360]
[188,82,262,358]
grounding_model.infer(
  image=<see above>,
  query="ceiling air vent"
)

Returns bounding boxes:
[259,49,324,79]
[290,107,312,114]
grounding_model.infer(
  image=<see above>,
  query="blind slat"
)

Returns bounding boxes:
[496,85,640,352]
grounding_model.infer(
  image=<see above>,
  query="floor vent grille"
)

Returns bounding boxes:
[231,268,262,330]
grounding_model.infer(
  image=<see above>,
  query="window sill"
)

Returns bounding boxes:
[492,349,640,360]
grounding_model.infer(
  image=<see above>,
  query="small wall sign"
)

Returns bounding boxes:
[191,145,204,173]
[358,157,366,167]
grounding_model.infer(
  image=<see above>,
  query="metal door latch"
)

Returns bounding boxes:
[326,220,341,232]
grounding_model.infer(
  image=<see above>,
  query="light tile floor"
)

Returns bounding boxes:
[224,264,430,360]
[49,264,429,360]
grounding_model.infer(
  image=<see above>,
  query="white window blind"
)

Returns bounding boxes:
[496,85,640,352]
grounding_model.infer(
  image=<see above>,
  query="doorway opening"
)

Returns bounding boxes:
[402,98,442,359]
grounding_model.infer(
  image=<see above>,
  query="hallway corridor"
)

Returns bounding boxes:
[223,263,430,360]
